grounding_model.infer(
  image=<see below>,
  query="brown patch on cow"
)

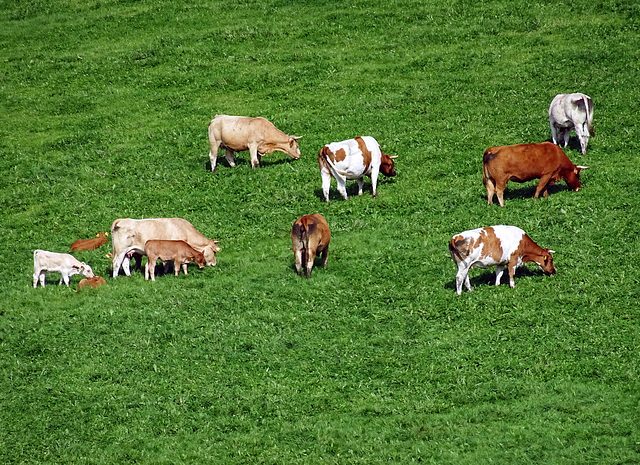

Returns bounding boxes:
[478,227,503,262]
[332,148,347,163]
[355,137,372,168]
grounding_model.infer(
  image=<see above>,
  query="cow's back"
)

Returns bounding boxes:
[212,115,281,147]
[484,142,568,176]
[112,218,205,253]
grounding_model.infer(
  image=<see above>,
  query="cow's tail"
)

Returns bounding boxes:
[448,238,466,265]
[482,149,497,186]
[583,95,595,136]
[292,222,308,268]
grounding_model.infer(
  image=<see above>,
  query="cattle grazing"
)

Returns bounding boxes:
[33,250,95,288]
[549,93,594,156]
[77,276,107,291]
[449,225,556,295]
[70,232,109,251]
[144,240,205,281]
[291,214,331,278]
[318,136,397,202]
[208,115,302,171]
[483,142,588,206]
[111,218,221,278]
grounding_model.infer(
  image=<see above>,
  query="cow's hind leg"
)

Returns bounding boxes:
[335,175,348,201]
[495,181,507,207]
[576,123,589,156]
[455,263,471,295]
[321,246,329,269]
[357,178,364,196]
[495,265,505,286]
[486,177,496,205]
[320,167,332,203]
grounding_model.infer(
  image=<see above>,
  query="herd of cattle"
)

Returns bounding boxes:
[33,93,594,295]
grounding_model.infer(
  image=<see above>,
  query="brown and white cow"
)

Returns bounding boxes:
[144,240,205,281]
[291,214,331,278]
[318,136,397,202]
[70,232,109,251]
[483,142,588,206]
[549,93,594,156]
[449,225,556,295]
[33,250,95,288]
[208,115,302,171]
[77,276,106,291]
[111,218,220,277]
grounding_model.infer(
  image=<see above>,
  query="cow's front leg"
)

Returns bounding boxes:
[534,175,553,199]
[181,262,189,275]
[249,144,260,169]
[370,168,380,198]
[357,178,364,196]
[209,140,221,172]
[61,273,71,287]
[561,128,570,148]
[224,148,236,167]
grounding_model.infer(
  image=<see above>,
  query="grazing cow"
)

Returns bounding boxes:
[33,250,95,288]
[483,142,588,206]
[291,214,331,278]
[144,240,205,281]
[77,276,106,291]
[318,136,397,202]
[208,115,302,171]
[449,225,556,295]
[70,232,109,251]
[111,218,221,278]
[549,93,594,156]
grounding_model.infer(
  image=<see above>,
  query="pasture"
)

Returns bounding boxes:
[1,0,639,463]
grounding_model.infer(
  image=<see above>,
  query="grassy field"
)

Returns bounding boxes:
[1,0,639,463]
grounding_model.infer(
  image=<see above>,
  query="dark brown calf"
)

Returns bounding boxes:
[71,232,108,251]
[291,214,331,278]
[144,240,205,281]
[483,142,588,206]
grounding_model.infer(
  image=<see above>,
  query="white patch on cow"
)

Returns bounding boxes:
[492,225,525,263]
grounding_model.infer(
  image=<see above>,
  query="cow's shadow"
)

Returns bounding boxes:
[444,266,545,292]
[484,182,574,203]
[544,137,585,156]
[313,177,397,202]
[205,156,293,171]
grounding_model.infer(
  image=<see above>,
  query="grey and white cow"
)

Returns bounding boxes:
[549,93,594,156]
[33,250,95,288]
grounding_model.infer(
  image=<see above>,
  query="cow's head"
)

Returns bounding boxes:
[565,165,588,191]
[77,263,95,278]
[537,249,556,275]
[203,240,221,266]
[192,251,206,269]
[380,153,398,177]
[286,136,302,160]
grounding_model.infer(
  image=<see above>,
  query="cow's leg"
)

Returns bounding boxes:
[486,177,496,205]
[562,128,570,148]
[495,181,507,207]
[305,246,317,278]
[39,272,46,288]
[321,246,329,269]
[534,175,553,199]
[335,175,348,201]
[121,256,132,276]
[181,262,189,275]
[294,248,304,276]
[33,269,41,288]
[61,273,70,287]
[495,265,505,286]
[357,178,364,196]
[320,167,333,203]
[576,123,589,156]
[224,147,236,167]
[455,263,471,295]
[550,122,559,145]
[507,264,517,288]
[249,144,259,169]
[112,252,126,278]
[370,167,380,198]
[144,260,150,280]
[209,140,221,172]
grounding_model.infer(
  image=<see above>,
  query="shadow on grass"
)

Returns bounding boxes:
[444,266,547,292]
[205,156,296,172]
[313,177,397,202]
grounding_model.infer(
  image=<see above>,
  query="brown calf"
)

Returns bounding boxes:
[77,276,107,291]
[71,232,109,251]
[483,142,588,206]
[144,240,205,281]
[291,214,331,278]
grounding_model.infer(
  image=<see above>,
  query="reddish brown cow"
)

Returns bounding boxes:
[144,240,205,282]
[77,276,107,291]
[71,232,109,251]
[291,214,331,278]
[483,142,588,206]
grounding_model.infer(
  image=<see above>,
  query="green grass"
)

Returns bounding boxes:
[1,0,640,463]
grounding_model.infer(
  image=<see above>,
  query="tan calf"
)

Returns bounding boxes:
[144,240,205,281]
[77,276,107,291]
[291,214,331,278]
